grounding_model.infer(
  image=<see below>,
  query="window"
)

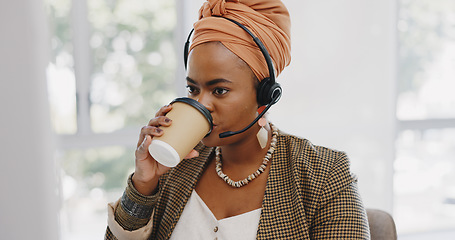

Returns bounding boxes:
[46,0,179,238]
[395,0,455,235]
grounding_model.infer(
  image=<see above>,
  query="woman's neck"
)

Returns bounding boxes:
[218,123,272,167]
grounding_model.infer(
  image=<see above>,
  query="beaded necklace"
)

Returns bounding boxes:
[215,124,278,188]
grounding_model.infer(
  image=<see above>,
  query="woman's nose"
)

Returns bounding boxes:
[196,93,214,113]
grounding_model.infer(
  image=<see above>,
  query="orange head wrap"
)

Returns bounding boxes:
[189,0,291,81]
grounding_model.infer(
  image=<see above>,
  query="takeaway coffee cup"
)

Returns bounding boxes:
[148,97,213,167]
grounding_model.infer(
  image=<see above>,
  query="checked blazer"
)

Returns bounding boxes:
[106,130,370,239]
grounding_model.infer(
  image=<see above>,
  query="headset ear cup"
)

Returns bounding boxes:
[257,77,270,106]
[270,83,282,104]
[257,78,282,106]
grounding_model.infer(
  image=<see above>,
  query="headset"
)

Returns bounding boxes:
[184,17,282,138]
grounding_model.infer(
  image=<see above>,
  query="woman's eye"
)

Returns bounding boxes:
[214,88,229,96]
[186,85,198,94]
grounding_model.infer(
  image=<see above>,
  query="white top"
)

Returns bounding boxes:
[170,190,262,240]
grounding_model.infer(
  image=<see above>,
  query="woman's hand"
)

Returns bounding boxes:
[132,104,199,196]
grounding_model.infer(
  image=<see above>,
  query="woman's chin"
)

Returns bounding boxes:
[201,134,219,147]
[201,125,218,146]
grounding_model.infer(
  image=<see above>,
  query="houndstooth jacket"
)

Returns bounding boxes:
[105,130,370,239]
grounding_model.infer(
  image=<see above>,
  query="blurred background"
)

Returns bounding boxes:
[1,0,454,239]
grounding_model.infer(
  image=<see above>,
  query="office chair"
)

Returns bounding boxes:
[366,209,397,240]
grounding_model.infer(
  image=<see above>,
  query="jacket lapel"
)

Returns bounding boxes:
[153,144,214,240]
[153,133,311,239]
[257,133,310,239]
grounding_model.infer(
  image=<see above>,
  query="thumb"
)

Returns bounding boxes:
[138,135,151,153]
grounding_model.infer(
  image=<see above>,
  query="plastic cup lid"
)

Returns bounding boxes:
[148,140,180,167]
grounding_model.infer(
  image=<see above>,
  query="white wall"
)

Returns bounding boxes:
[0,1,58,239]
[271,0,397,212]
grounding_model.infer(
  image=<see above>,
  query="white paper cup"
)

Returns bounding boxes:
[148,97,213,167]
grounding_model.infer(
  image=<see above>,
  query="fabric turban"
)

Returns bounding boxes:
[189,0,291,81]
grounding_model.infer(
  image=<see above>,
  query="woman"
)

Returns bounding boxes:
[106,0,370,239]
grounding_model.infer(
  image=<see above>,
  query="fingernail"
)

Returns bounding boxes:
[165,117,171,123]
[156,128,162,133]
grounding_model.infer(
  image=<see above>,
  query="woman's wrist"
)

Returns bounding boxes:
[131,173,159,196]
[113,174,159,231]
